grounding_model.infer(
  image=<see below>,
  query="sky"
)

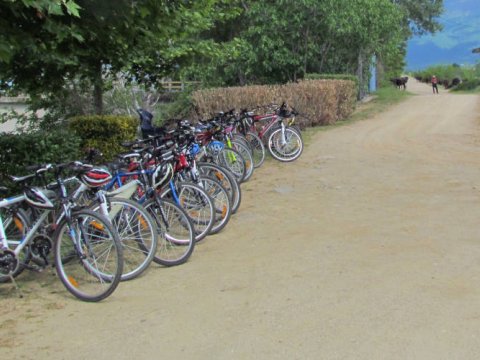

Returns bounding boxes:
[406,0,480,70]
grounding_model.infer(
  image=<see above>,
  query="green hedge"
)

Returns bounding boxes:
[0,129,82,193]
[305,73,359,85]
[68,115,138,161]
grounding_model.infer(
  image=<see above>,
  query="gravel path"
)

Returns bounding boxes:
[2,80,480,359]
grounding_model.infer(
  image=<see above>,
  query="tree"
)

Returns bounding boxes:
[0,0,233,114]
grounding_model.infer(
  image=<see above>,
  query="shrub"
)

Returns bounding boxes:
[304,73,359,85]
[452,78,480,91]
[0,129,82,193]
[68,115,138,161]
[191,79,357,127]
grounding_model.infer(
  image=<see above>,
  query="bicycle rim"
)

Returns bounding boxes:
[197,162,242,214]
[268,127,303,162]
[54,210,123,302]
[216,148,246,183]
[95,198,158,281]
[197,176,232,234]
[143,199,195,266]
[162,183,214,242]
[231,140,254,182]
[245,132,266,168]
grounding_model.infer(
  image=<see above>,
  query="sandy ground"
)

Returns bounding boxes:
[1,80,480,359]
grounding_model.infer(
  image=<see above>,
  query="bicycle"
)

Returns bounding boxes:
[0,163,124,302]
[69,167,158,281]
[104,147,196,266]
[238,103,303,162]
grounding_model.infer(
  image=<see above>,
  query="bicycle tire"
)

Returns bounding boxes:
[197,162,242,214]
[160,182,214,242]
[91,197,158,281]
[54,209,123,302]
[197,175,232,234]
[231,133,251,151]
[230,140,254,182]
[215,147,246,183]
[143,198,195,266]
[267,127,304,162]
[245,132,266,168]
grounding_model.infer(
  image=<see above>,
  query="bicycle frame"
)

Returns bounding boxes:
[0,206,50,257]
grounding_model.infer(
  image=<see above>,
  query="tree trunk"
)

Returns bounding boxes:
[93,61,103,115]
[376,55,385,89]
[357,49,365,100]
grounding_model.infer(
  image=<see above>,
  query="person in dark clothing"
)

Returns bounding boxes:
[431,75,439,94]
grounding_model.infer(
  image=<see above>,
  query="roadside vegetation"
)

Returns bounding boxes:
[411,63,480,92]
[0,0,446,180]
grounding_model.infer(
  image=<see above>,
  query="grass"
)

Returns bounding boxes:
[301,86,413,146]
[450,86,480,94]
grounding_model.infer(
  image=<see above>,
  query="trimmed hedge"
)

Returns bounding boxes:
[68,115,138,161]
[191,79,357,127]
[305,73,359,85]
[0,129,82,192]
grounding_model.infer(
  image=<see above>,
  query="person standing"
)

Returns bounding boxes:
[431,75,439,94]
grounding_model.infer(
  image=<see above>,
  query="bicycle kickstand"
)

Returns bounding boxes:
[7,272,24,298]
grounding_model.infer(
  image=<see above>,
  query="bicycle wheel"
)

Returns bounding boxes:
[161,182,214,242]
[267,127,304,162]
[54,209,123,302]
[197,162,242,214]
[92,197,158,281]
[231,133,251,151]
[197,176,232,234]
[0,208,31,283]
[231,140,254,182]
[215,147,246,183]
[143,198,195,266]
[245,132,265,168]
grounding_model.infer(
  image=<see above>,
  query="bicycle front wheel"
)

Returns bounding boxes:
[54,209,123,302]
[197,176,232,234]
[143,198,195,266]
[231,140,254,182]
[197,162,242,214]
[92,197,158,281]
[245,131,266,168]
[161,182,215,242]
[267,127,303,162]
[215,147,246,183]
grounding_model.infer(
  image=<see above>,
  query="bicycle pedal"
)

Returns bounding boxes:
[24,263,45,273]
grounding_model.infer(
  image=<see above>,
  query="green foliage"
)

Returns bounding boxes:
[411,63,479,90]
[452,78,480,92]
[0,128,82,192]
[305,74,359,84]
[68,115,138,161]
[1,0,237,116]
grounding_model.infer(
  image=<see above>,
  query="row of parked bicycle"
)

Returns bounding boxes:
[0,103,304,302]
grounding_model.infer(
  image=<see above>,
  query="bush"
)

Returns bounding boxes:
[68,115,138,161]
[191,79,357,127]
[452,78,480,91]
[0,129,82,193]
[304,73,359,85]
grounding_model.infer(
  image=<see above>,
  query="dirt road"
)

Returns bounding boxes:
[2,80,480,359]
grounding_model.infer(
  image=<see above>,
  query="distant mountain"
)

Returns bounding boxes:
[406,0,480,70]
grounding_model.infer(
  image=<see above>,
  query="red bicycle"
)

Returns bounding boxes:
[237,103,303,162]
